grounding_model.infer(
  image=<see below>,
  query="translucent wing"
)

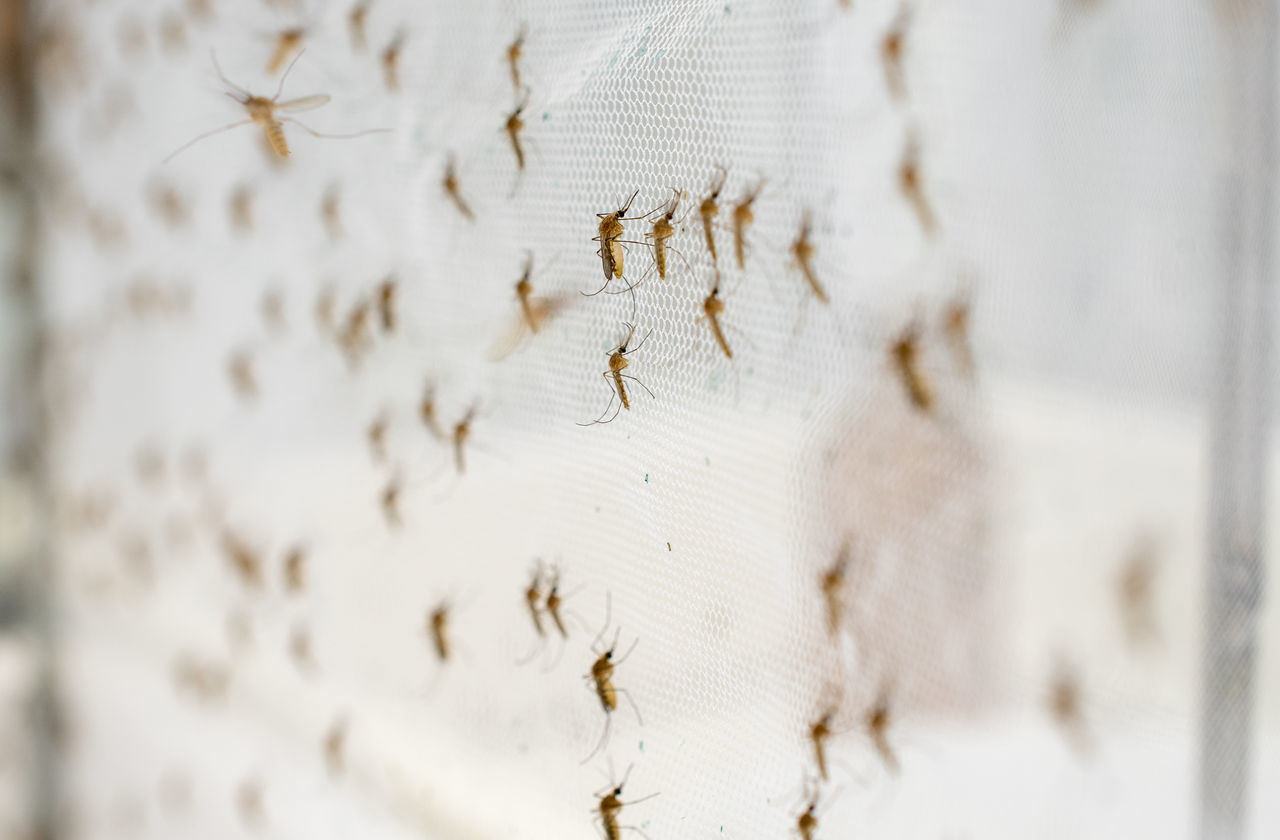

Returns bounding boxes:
[276,94,331,114]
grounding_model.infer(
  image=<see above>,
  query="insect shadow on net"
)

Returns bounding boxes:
[164,50,390,163]
[490,251,573,361]
[515,559,590,669]
[581,593,643,765]
[592,758,659,840]
[578,322,656,426]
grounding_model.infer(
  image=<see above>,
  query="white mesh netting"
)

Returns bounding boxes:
[4,0,1280,839]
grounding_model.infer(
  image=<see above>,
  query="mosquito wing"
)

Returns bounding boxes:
[276,94,331,114]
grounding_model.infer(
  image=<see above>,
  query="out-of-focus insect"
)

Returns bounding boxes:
[267,27,306,74]
[732,178,765,270]
[324,716,347,776]
[506,26,526,92]
[699,166,728,264]
[941,291,974,378]
[865,686,899,774]
[262,289,287,334]
[148,181,189,227]
[236,778,265,829]
[165,51,386,163]
[699,283,732,360]
[1117,533,1158,644]
[545,566,574,639]
[289,622,316,672]
[579,323,655,426]
[795,781,821,840]
[428,600,452,662]
[582,594,642,763]
[810,705,837,781]
[230,183,254,233]
[504,93,528,171]
[890,320,932,413]
[419,380,443,439]
[118,15,149,61]
[443,156,475,220]
[349,2,371,53]
[283,546,305,594]
[819,544,850,636]
[451,405,478,474]
[644,188,687,283]
[377,277,397,332]
[523,561,547,638]
[594,763,659,840]
[316,288,337,333]
[1048,658,1091,754]
[368,412,388,463]
[382,30,405,92]
[222,531,263,589]
[338,299,372,366]
[322,185,344,240]
[173,653,230,702]
[186,0,214,23]
[899,131,936,236]
[490,253,570,360]
[791,210,828,304]
[881,6,910,102]
[587,190,644,295]
[160,13,188,55]
[380,472,402,529]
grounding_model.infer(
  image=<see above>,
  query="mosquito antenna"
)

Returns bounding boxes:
[210,50,250,98]
[273,47,307,101]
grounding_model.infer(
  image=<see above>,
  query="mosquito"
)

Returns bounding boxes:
[732,178,766,270]
[504,92,528,171]
[586,190,647,295]
[382,30,405,92]
[890,319,932,413]
[594,762,659,840]
[443,155,475,220]
[699,283,732,360]
[165,50,386,163]
[267,28,305,74]
[699,165,728,264]
[578,323,655,426]
[899,131,936,236]
[349,2,371,53]
[582,594,642,764]
[881,6,911,102]
[283,546,305,594]
[643,187,689,283]
[506,26,526,92]
[792,210,828,304]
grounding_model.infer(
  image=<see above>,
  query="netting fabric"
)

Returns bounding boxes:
[8,0,1280,839]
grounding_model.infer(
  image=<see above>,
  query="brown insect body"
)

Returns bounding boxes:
[702,286,732,359]
[545,569,569,639]
[222,532,263,589]
[645,188,681,280]
[941,293,974,377]
[381,475,401,528]
[594,765,657,840]
[349,2,370,52]
[453,406,477,475]
[382,32,404,92]
[882,9,909,102]
[580,324,654,425]
[506,28,525,91]
[420,382,442,438]
[810,711,833,781]
[524,565,545,637]
[793,212,828,304]
[867,690,899,774]
[324,717,347,776]
[820,546,850,635]
[899,135,936,235]
[593,190,640,285]
[732,180,764,270]
[700,166,728,262]
[429,603,450,661]
[505,99,527,170]
[283,547,305,593]
[377,278,396,332]
[891,322,932,412]
[268,28,305,74]
[797,800,818,840]
[443,158,474,220]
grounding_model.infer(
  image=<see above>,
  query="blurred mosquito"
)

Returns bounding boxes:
[165,51,387,163]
